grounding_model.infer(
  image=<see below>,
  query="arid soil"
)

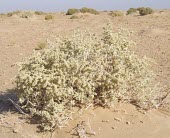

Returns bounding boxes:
[0,10,170,138]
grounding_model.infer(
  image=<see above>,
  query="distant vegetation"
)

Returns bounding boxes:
[66,7,99,15]
[20,12,32,18]
[127,8,137,15]
[138,7,154,15]
[6,11,33,18]
[35,11,44,15]
[109,11,124,17]
[66,8,79,15]
[7,10,21,17]
[137,7,145,12]
[45,15,54,20]
[4,7,154,19]
[7,12,13,17]
[79,7,99,15]
[126,7,154,16]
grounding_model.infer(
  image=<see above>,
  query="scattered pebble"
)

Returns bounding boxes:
[126,121,130,125]
[121,110,127,113]
[102,120,109,122]
[114,118,121,122]
[13,128,19,133]
[140,121,144,123]
[111,127,116,129]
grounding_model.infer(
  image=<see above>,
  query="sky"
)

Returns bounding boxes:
[0,0,169,13]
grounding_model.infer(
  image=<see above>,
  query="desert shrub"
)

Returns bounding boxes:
[7,11,32,18]
[35,42,47,50]
[137,7,145,12]
[20,14,29,18]
[80,7,99,15]
[7,12,13,17]
[20,12,32,18]
[16,24,161,131]
[66,8,79,15]
[70,15,79,19]
[137,7,153,15]
[35,11,44,15]
[139,7,154,15]
[127,8,137,15]
[7,10,21,17]
[109,11,124,17]
[13,10,21,14]
[45,15,54,20]
[21,15,28,18]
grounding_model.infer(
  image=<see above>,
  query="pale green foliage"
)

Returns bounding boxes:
[16,24,161,131]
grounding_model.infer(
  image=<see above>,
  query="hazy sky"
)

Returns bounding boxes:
[0,0,169,13]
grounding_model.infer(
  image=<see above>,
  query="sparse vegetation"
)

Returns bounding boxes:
[7,11,21,17]
[35,11,44,15]
[6,11,32,18]
[109,11,124,17]
[20,15,28,18]
[20,12,32,18]
[7,12,13,17]
[127,8,137,15]
[16,23,161,131]
[45,15,54,20]
[66,8,79,15]
[137,7,154,16]
[80,7,99,15]
[66,7,99,15]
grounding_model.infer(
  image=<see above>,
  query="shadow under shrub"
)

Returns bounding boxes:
[15,23,162,131]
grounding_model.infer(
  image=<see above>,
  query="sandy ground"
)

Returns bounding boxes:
[0,10,170,138]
